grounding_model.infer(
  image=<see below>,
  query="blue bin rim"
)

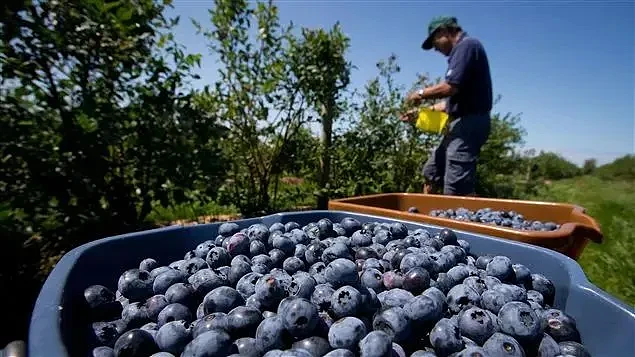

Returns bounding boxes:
[28,210,635,357]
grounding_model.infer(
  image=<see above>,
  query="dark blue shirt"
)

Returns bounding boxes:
[445,32,493,118]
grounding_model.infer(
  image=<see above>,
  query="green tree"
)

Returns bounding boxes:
[331,55,437,197]
[289,23,352,209]
[1,0,226,343]
[475,109,528,198]
[196,0,309,215]
[582,158,597,175]
[531,151,581,180]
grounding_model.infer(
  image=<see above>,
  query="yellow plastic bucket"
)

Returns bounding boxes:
[415,108,449,135]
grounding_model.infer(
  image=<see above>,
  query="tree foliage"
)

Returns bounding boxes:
[196,0,312,216]
[289,23,352,208]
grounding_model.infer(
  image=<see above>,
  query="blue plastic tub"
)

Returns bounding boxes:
[29,210,635,357]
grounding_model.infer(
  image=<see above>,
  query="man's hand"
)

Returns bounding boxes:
[405,89,424,105]
[399,108,418,123]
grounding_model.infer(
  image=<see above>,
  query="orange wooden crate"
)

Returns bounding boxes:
[328,193,603,260]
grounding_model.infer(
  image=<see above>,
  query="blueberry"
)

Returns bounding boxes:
[390,249,410,270]
[322,243,352,264]
[155,320,192,355]
[122,302,151,328]
[283,257,305,275]
[486,256,514,282]
[180,258,208,276]
[228,260,253,286]
[358,330,392,357]
[328,316,367,350]
[403,294,443,327]
[194,241,215,259]
[383,270,405,290]
[324,349,355,357]
[340,217,362,236]
[91,320,127,347]
[446,265,470,285]
[253,254,273,270]
[399,253,434,272]
[497,301,543,345]
[84,285,120,320]
[458,306,496,345]
[536,333,560,357]
[255,274,286,308]
[150,353,175,357]
[330,285,362,318]
[527,290,544,306]
[139,258,160,273]
[270,249,287,268]
[492,283,528,302]
[475,255,494,270]
[150,266,171,280]
[530,274,555,306]
[463,276,488,295]
[225,232,250,257]
[439,228,459,246]
[288,273,317,299]
[482,332,524,357]
[187,268,224,296]
[92,346,115,357]
[446,284,481,314]
[558,341,591,357]
[324,258,358,287]
[233,337,260,357]
[113,329,159,357]
[206,247,231,269]
[541,309,581,343]
[227,306,263,337]
[390,223,409,240]
[279,297,318,338]
[273,235,296,256]
[219,222,240,237]
[481,289,513,314]
[165,283,196,308]
[407,207,419,213]
[256,316,291,352]
[377,288,414,309]
[192,312,229,338]
[360,268,384,292]
[181,329,232,357]
[250,240,267,256]
[157,303,193,327]
[429,318,465,356]
[512,264,531,286]
[203,286,245,314]
[351,231,373,247]
[373,230,393,245]
[454,346,488,356]
[118,269,154,301]
[409,351,437,357]
[403,267,430,294]
[312,283,335,312]
[292,336,331,357]
[373,306,411,343]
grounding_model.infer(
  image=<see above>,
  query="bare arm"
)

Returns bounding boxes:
[406,82,458,105]
[430,101,447,112]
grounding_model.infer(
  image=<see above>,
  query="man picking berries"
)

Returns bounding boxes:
[403,16,493,196]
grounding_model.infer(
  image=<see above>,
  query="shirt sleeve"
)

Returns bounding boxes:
[445,41,478,88]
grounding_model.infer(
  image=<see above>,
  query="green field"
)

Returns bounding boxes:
[529,176,635,306]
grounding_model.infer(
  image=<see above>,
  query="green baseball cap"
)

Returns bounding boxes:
[421,16,459,50]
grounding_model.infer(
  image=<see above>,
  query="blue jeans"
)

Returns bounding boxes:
[422,113,491,195]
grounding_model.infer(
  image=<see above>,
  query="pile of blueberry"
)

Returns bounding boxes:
[415,207,561,232]
[85,218,590,357]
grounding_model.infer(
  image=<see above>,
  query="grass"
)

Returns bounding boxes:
[529,175,635,306]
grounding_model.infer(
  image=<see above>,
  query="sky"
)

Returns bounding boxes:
[166,0,634,165]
